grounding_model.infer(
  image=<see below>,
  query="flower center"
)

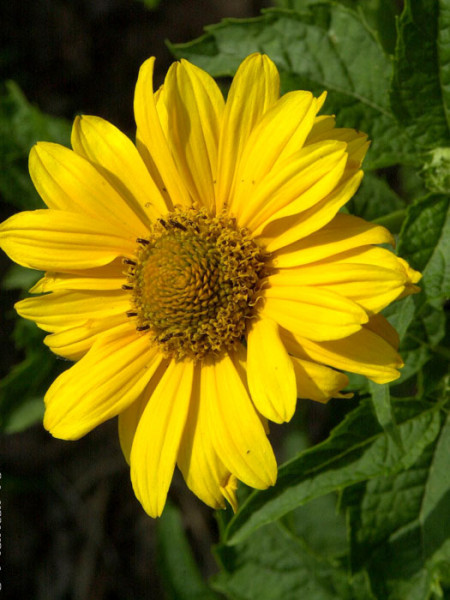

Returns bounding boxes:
[126,208,269,360]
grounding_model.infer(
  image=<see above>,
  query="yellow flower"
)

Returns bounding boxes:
[0,54,421,517]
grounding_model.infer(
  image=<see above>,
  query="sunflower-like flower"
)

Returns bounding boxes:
[0,54,420,517]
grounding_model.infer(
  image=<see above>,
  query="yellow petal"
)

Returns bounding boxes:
[118,360,169,464]
[29,142,148,236]
[71,115,168,222]
[281,325,403,384]
[44,314,128,360]
[15,289,130,332]
[259,170,364,252]
[30,259,126,293]
[247,317,297,424]
[0,209,136,271]
[118,391,149,466]
[44,324,163,439]
[134,57,191,207]
[272,213,394,268]
[163,60,224,212]
[268,260,409,314]
[131,359,194,517]
[365,313,399,349]
[306,115,336,139]
[305,117,370,169]
[394,257,422,299]
[230,91,319,216]
[249,146,348,235]
[177,365,238,510]
[204,353,277,489]
[291,356,350,403]
[238,140,347,229]
[216,53,280,212]
[263,286,368,341]
[322,246,421,307]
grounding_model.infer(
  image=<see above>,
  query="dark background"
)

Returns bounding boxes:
[0,2,337,598]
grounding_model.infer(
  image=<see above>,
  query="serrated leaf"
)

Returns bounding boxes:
[398,195,450,304]
[0,81,70,209]
[391,301,447,385]
[156,502,219,600]
[391,0,450,149]
[385,194,450,385]
[224,399,441,546]
[275,0,400,54]
[345,412,450,599]
[169,5,418,170]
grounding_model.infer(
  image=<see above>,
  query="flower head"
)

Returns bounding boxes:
[0,54,421,516]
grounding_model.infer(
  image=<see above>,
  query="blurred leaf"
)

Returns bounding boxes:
[0,81,70,209]
[2,264,43,290]
[224,398,441,546]
[0,83,71,433]
[134,0,161,9]
[3,396,45,434]
[169,4,418,170]
[391,0,450,149]
[344,411,450,599]
[0,348,57,432]
[156,501,219,600]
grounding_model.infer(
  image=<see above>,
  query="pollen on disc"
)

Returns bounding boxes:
[126,208,271,361]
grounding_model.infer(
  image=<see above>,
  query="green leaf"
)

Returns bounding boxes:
[347,172,405,223]
[0,349,57,432]
[213,503,374,600]
[275,0,400,54]
[393,302,447,385]
[169,5,417,170]
[391,0,450,149]
[422,147,450,194]
[156,501,219,600]
[384,194,450,385]
[224,399,441,546]
[345,411,450,599]
[3,396,45,434]
[369,383,401,447]
[281,492,347,559]
[439,0,450,126]
[383,295,416,341]
[2,264,43,291]
[0,81,70,210]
